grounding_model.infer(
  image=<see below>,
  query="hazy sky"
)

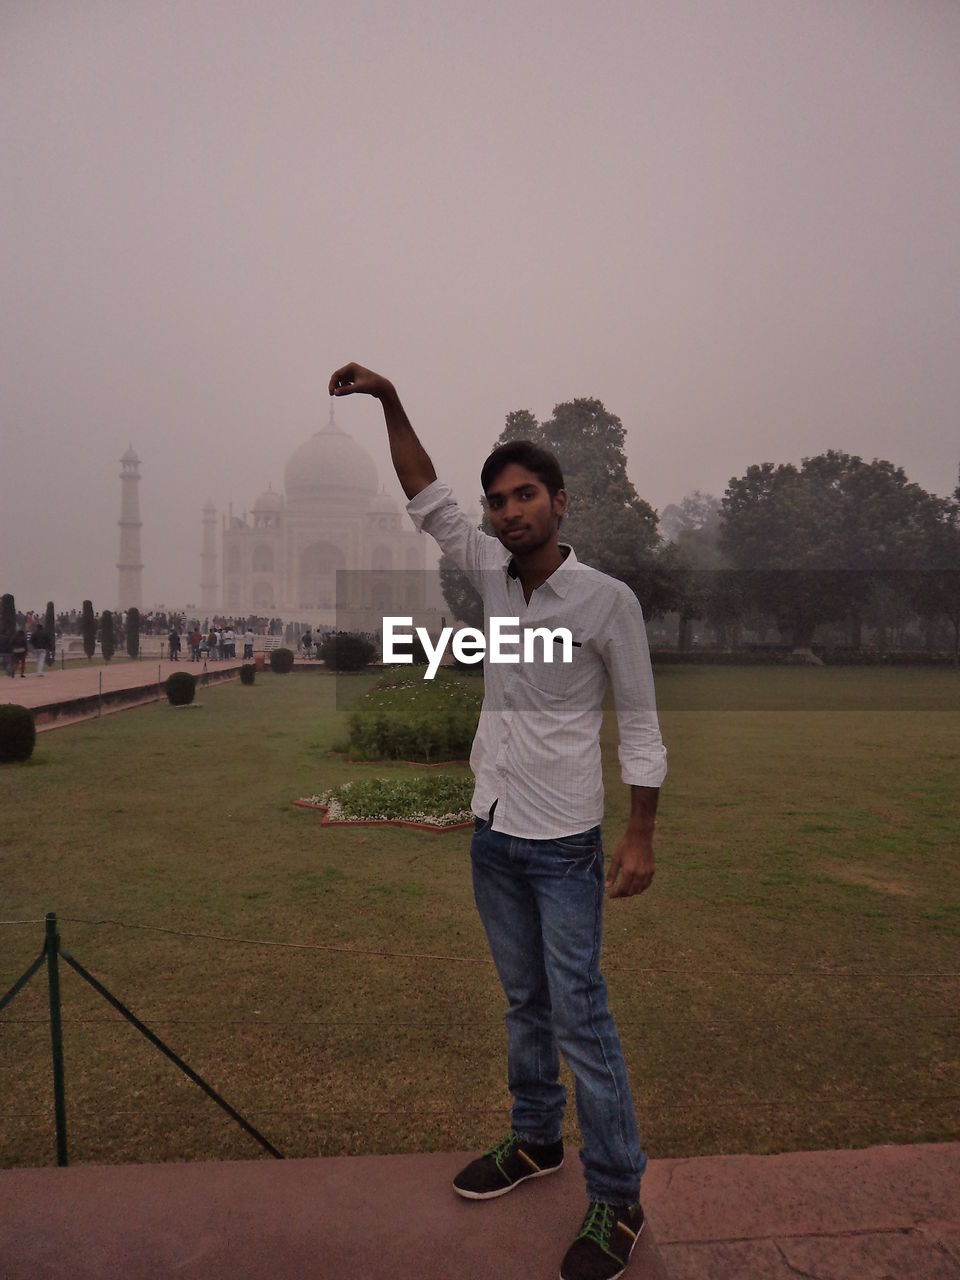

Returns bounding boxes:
[2,0,958,612]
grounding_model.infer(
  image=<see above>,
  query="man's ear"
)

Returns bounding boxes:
[553,488,567,520]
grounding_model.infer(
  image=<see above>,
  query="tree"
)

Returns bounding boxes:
[438,395,677,625]
[661,493,747,649]
[438,555,484,629]
[721,452,936,652]
[1,593,15,636]
[44,601,55,655]
[542,397,675,612]
[99,609,115,662]
[126,607,140,659]
[499,408,540,445]
[81,600,96,660]
[904,494,960,663]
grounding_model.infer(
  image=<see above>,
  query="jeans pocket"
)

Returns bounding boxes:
[552,826,601,856]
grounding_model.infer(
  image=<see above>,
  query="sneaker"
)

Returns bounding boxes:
[560,1201,644,1280]
[453,1131,564,1200]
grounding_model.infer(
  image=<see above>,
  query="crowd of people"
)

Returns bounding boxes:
[0,613,53,678]
[1,603,336,675]
[171,624,257,662]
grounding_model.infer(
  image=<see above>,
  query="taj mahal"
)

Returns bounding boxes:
[207,403,443,630]
[115,404,456,630]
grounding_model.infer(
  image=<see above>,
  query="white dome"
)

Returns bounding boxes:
[253,486,283,511]
[368,488,400,514]
[284,408,378,503]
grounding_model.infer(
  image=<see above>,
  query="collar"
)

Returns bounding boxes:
[506,544,577,598]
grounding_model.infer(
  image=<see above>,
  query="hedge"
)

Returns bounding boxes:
[270,647,295,674]
[345,668,481,762]
[166,671,197,706]
[320,632,376,671]
[0,705,36,763]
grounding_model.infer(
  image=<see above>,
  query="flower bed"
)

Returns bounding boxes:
[296,774,474,832]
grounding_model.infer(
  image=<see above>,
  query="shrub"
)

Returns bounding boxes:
[240,663,256,685]
[125,607,140,659]
[82,600,96,660]
[320,631,376,671]
[166,671,196,706]
[270,647,295,674]
[0,705,36,763]
[345,668,482,761]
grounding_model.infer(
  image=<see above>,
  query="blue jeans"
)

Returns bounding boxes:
[470,811,646,1205]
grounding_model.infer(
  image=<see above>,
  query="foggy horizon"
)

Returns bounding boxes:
[3,0,958,614]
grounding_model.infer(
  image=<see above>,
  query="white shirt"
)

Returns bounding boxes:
[407,480,667,839]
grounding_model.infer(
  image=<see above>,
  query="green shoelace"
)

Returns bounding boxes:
[485,1132,520,1172]
[577,1202,620,1259]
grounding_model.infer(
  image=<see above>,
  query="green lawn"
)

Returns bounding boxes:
[0,666,957,1168]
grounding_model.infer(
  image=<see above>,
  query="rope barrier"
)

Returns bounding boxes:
[3,1093,958,1124]
[54,916,493,966]
[0,914,944,979]
[2,1010,957,1030]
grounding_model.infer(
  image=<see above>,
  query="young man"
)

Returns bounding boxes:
[329,363,667,1280]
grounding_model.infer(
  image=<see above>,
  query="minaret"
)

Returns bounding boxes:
[200,501,218,611]
[117,446,143,611]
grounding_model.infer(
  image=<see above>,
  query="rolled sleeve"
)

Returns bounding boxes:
[406,480,505,583]
[600,589,668,788]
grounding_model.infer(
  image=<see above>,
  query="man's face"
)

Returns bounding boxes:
[484,463,567,556]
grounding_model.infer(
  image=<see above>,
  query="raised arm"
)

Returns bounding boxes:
[328,363,437,500]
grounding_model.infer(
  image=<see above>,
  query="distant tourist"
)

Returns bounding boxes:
[207,628,219,660]
[30,620,50,676]
[168,629,181,661]
[243,627,255,659]
[190,627,202,661]
[11,628,28,678]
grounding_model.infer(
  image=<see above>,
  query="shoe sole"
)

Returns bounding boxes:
[559,1216,644,1280]
[453,1159,564,1200]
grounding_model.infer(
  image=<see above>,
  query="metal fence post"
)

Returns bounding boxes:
[45,913,68,1167]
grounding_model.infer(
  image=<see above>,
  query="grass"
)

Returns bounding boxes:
[0,665,957,1168]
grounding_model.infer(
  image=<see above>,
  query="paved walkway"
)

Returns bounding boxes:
[0,1143,957,1278]
[0,656,247,728]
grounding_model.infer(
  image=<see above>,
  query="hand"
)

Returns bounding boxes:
[606,829,655,898]
[328,362,395,400]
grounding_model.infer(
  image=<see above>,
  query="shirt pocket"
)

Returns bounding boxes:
[521,637,587,698]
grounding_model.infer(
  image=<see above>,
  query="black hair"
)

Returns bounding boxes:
[480,440,565,499]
